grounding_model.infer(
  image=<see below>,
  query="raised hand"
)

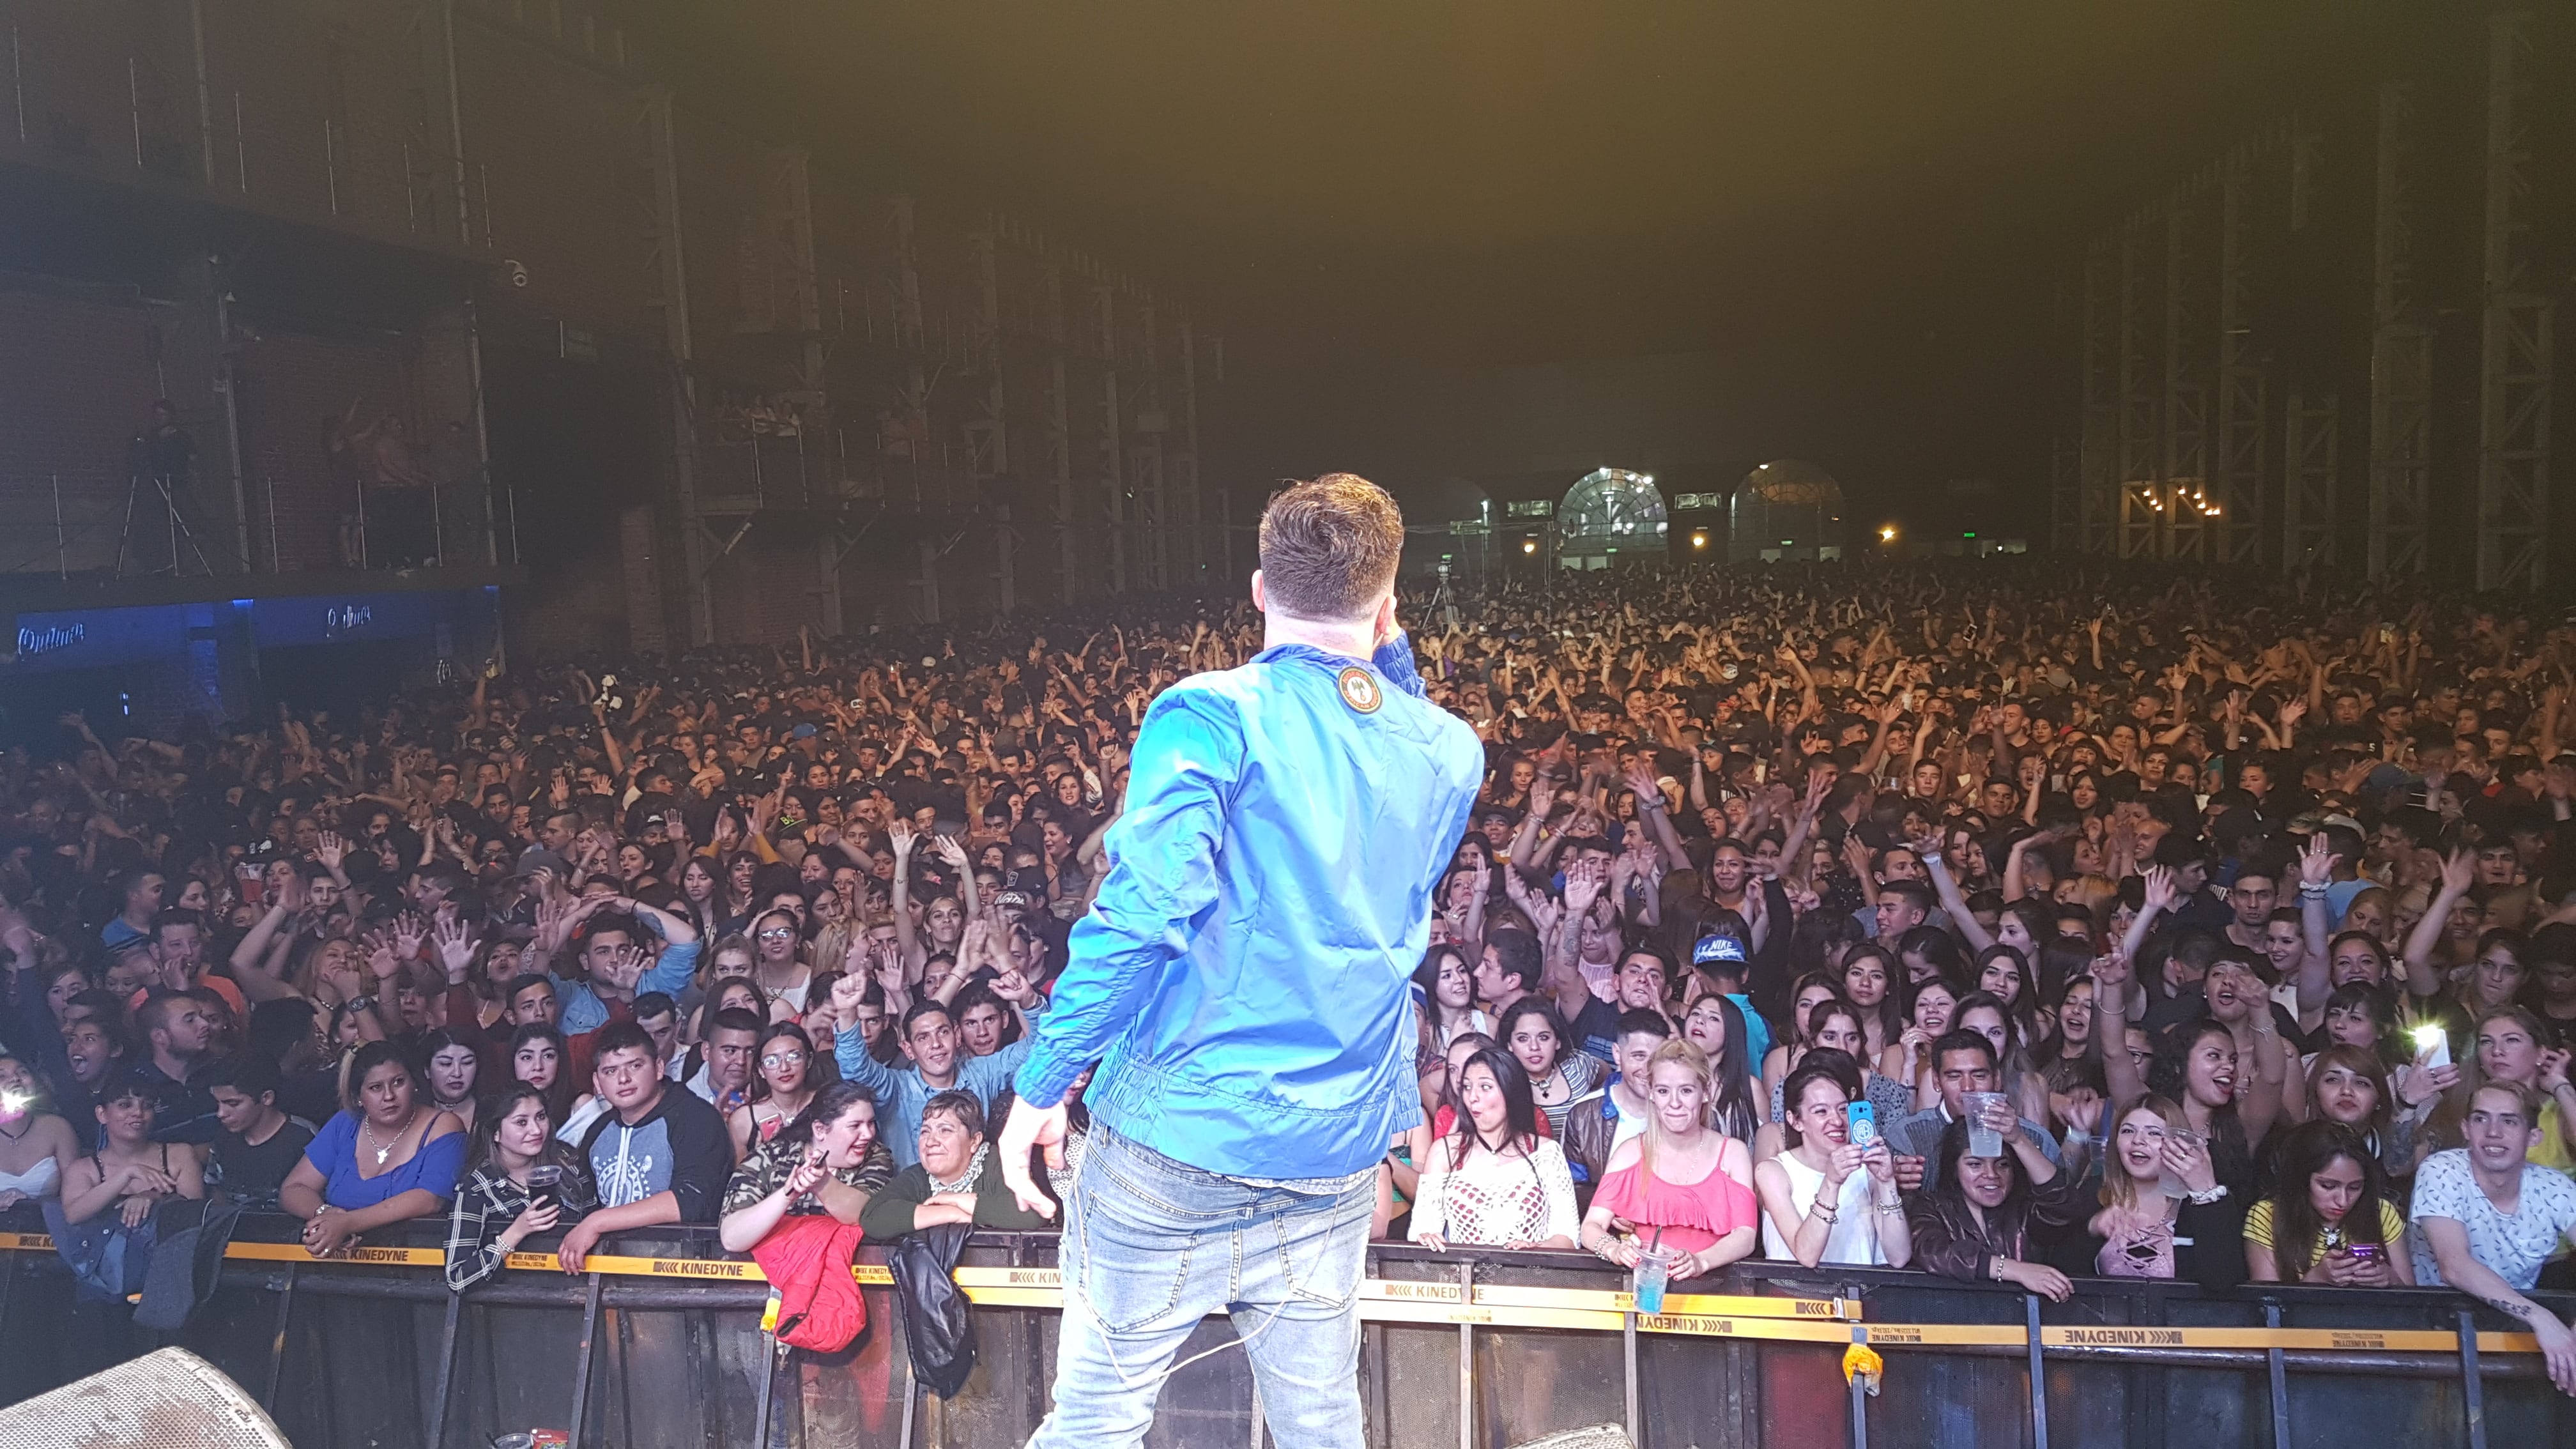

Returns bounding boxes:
[2437,847,2476,897]
[431,917,477,982]
[2140,864,2177,915]
[2297,830,2334,889]
[364,931,402,983]
[314,832,346,870]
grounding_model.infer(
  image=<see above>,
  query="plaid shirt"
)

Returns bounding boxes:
[445,1156,600,1293]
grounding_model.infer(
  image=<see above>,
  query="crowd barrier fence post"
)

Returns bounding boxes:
[259,1264,296,1411]
[2025,1291,2048,1449]
[426,1288,461,1449]
[565,1270,604,1449]
[2455,1308,2487,1449]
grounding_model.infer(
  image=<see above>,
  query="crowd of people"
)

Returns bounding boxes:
[3,559,2575,1392]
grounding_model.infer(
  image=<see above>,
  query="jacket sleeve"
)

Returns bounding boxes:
[636,937,700,998]
[834,1029,901,1098]
[1014,687,1244,1109]
[2025,1158,2090,1229]
[2177,1193,2248,1290]
[1905,1197,1991,1284]
[666,1098,734,1223]
[1373,631,1427,700]
[859,1168,928,1241]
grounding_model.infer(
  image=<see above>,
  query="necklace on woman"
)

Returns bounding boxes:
[362,1108,420,1167]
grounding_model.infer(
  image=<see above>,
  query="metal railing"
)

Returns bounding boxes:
[0,1214,2562,1449]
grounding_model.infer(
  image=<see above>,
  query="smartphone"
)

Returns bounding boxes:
[2410,1023,2452,1072]
[2345,1242,2382,1263]
[1845,1100,1879,1150]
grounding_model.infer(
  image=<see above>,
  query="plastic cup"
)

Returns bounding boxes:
[1633,1250,1671,1315]
[1964,1092,2008,1159]
[2158,1131,2202,1199]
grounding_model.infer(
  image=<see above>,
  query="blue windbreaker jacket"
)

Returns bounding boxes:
[1013,633,1483,1179]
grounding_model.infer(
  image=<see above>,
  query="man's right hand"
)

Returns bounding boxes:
[997,1096,1069,1221]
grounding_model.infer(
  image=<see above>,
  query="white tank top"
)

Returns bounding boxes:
[1760,1150,1887,1266]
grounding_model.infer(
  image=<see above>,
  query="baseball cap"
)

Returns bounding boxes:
[993,888,1036,913]
[1692,935,1747,968]
[515,847,572,880]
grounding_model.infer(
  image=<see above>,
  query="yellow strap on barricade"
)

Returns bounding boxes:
[0,1231,2538,1354]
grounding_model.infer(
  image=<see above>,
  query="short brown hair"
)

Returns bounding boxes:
[2469,1078,2540,1126]
[1258,473,1403,622]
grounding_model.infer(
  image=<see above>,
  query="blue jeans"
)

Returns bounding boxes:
[1026,1124,1375,1449]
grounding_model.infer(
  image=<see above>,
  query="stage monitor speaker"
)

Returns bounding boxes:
[0,1347,288,1449]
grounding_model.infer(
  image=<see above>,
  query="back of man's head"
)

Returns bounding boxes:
[1257,473,1403,621]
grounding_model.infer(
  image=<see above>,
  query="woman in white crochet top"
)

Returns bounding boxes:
[1410,1047,1580,1251]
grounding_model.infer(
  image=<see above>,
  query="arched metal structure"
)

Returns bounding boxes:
[1727,460,1845,562]
[1555,468,1666,568]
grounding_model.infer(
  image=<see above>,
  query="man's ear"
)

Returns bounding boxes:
[1250,571,1268,612]
[1374,592,1400,646]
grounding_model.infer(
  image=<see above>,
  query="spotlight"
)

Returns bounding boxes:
[1522,538,1538,555]
[1878,525,1897,543]
[1690,532,1708,549]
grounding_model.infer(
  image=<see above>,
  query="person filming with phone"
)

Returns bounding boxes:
[1754,1052,1913,1267]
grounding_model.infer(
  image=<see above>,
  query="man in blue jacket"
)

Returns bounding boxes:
[1000,474,1483,1449]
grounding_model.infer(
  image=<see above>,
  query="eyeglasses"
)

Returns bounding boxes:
[757,926,797,941]
[760,1051,806,1068]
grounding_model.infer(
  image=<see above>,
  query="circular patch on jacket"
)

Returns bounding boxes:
[1337,666,1382,714]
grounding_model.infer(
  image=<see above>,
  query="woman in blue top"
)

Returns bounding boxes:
[279,1041,467,1257]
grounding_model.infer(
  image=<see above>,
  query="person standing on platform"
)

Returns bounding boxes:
[999,475,1484,1449]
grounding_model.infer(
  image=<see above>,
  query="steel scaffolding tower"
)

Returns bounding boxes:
[2161,190,2207,560]
[2078,236,2118,555]
[1094,276,1126,593]
[1041,262,1077,604]
[969,228,1013,614]
[2476,10,2551,592]
[2283,391,2339,570]
[2367,82,2432,580]
[1176,314,1204,581]
[771,150,841,632]
[2214,150,2266,565]
[1129,290,1167,592]
[638,88,707,648]
[2050,434,2078,553]
[2116,215,2160,558]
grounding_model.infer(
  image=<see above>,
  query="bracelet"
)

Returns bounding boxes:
[2187,1183,2228,1206]
[1810,1204,1839,1225]
[2297,882,2331,899]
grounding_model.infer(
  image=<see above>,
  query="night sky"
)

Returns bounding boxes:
[666,0,2435,524]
